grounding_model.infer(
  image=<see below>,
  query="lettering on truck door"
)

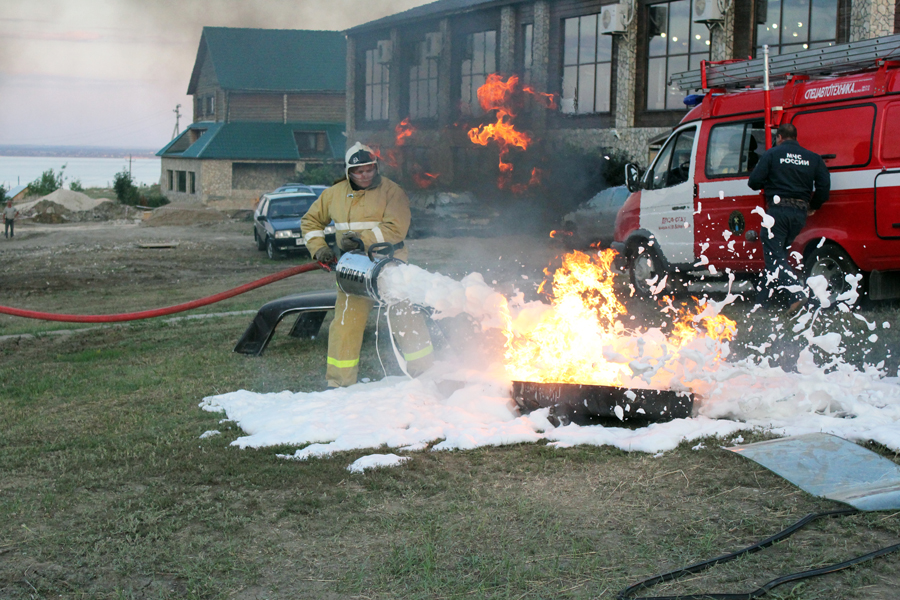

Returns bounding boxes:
[640,125,698,265]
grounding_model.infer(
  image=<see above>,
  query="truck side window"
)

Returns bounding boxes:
[707,121,765,177]
[648,127,696,190]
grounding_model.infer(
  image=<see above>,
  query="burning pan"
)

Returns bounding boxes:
[512,381,694,426]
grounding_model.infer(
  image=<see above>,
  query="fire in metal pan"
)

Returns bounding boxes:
[512,381,694,426]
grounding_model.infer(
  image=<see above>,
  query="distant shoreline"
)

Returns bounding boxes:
[0,145,158,159]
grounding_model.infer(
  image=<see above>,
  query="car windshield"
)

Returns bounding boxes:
[267,196,315,218]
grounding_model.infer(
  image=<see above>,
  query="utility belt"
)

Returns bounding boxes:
[770,196,808,210]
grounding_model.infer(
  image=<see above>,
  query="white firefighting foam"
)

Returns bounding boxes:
[200,260,900,470]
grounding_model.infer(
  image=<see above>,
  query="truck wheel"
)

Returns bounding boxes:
[255,229,265,251]
[804,244,863,306]
[629,241,670,298]
[266,238,282,260]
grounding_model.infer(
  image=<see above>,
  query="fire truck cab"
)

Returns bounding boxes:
[612,56,900,302]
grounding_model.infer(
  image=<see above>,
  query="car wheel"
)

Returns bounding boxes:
[255,228,265,251]
[629,240,671,298]
[804,243,864,306]
[266,238,282,260]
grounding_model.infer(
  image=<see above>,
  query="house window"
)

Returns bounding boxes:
[294,131,328,155]
[365,47,390,121]
[461,30,497,117]
[194,97,203,119]
[409,40,439,119]
[561,14,613,114]
[646,0,710,111]
[177,171,187,193]
[206,95,215,116]
[188,171,196,194]
[756,0,839,55]
[522,24,534,85]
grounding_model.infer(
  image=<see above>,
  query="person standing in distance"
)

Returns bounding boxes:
[748,123,830,313]
[4,200,18,239]
[301,142,434,388]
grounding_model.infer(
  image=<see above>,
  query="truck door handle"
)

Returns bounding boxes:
[821,154,837,160]
[672,205,688,211]
[893,223,900,229]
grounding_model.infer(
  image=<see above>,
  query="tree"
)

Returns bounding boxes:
[69,179,84,192]
[0,187,6,204]
[28,166,66,197]
[113,170,140,205]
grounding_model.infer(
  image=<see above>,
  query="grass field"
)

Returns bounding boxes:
[1,226,899,599]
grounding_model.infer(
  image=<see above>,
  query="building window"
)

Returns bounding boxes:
[365,47,390,121]
[167,169,174,191]
[561,14,613,115]
[293,131,329,155]
[756,0,838,55]
[206,95,215,116]
[461,30,497,117]
[646,0,710,111]
[522,24,534,85]
[409,40,439,120]
[188,171,196,194]
[177,170,187,193]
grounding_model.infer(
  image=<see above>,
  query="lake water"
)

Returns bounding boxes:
[0,156,162,190]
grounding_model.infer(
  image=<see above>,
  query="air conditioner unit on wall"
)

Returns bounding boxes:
[375,40,393,64]
[600,4,626,35]
[424,32,443,58]
[693,0,724,23]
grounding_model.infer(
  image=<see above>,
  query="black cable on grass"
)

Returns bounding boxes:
[617,508,900,600]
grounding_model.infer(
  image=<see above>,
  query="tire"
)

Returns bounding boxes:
[804,243,864,306]
[266,237,282,260]
[628,240,671,298]
[254,228,265,251]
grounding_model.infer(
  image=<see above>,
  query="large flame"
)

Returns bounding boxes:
[467,74,555,191]
[502,249,736,389]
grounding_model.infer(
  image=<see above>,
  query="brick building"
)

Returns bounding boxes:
[157,27,346,209]
[346,0,899,187]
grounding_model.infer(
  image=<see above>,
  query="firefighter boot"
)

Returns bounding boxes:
[326,289,374,387]
[389,300,434,377]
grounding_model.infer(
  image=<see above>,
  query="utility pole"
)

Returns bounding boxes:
[172,104,182,140]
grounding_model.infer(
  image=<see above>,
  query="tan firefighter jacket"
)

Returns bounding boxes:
[301,177,411,262]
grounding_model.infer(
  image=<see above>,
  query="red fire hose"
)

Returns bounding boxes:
[0,262,325,323]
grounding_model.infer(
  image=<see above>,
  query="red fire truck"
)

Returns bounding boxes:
[612,36,900,302]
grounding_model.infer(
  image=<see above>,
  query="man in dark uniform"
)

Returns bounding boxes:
[748,123,830,313]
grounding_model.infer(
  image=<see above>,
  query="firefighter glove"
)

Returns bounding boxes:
[340,232,362,252]
[314,246,335,264]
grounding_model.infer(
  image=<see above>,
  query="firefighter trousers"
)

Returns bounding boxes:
[326,289,434,387]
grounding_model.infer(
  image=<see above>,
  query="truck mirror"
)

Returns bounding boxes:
[625,163,641,193]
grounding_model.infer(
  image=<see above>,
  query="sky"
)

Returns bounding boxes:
[0,0,432,150]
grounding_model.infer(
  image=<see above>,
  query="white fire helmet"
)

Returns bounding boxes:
[345,142,378,179]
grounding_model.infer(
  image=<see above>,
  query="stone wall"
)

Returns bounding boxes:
[544,126,671,168]
[850,0,896,41]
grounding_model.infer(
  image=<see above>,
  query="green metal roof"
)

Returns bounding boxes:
[156,122,346,161]
[188,27,346,93]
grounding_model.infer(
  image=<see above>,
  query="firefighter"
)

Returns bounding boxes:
[748,123,830,314]
[300,142,434,388]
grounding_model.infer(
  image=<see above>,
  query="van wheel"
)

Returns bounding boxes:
[629,241,670,298]
[255,229,265,251]
[804,244,864,306]
[266,238,282,260]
